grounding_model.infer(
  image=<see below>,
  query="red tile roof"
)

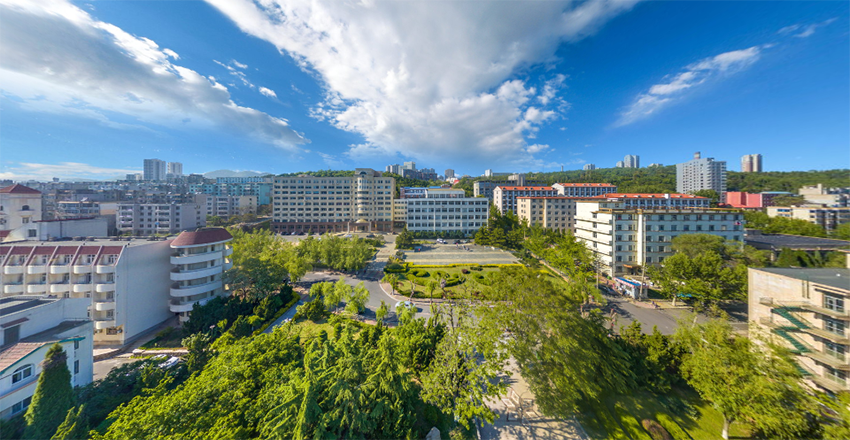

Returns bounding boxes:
[0,184,41,195]
[171,228,233,247]
[554,183,616,187]
[0,342,48,373]
[590,193,707,199]
[496,186,555,191]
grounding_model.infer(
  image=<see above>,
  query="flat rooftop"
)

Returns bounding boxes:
[745,233,850,250]
[0,236,175,249]
[0,297,56,317]
[753,268,850,291]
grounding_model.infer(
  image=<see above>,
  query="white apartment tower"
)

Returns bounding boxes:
[676,152,727,199]
[169,229,233,323]
[167,162,184,177]
[143,159,167,181]
[740,154,763,173]
[583,164,596,171]
[624,155,640,168]
[394,188,488,235]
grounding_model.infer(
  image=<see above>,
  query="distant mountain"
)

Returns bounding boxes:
[203,170,269,179]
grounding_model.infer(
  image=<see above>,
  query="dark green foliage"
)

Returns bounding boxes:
[641,418,673,440]
[744,210,827,237]
[727,169,850,193]
[183,287,295,335]
[394,317,445,374]
[254,294,285,321]
[24,344,74,440]
[474,204,525,249]
[296,234,377,271]
[395,228,415,250]
[295,299,329,322]
[614,321,684,394]
[692,189,720,206]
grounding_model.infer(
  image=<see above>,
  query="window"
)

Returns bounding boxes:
[4,325,20,345]
[825,342,846,360]
[12,364,33,383]
[74,360,80,374]
[825,294,845,313]
[11,396,31,415]
[824,317,845,336]
[74,340,80,350]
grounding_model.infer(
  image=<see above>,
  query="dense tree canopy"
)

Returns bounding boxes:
[744,211,828,237]
[24,344,74,440]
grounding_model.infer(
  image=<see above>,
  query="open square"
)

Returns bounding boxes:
[400,242,519,265]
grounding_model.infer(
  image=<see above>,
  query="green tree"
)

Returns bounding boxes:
[693,189,720,206]
[426,280,439,305]
[345,282,370,316]
[53,405,88,440]
[395,228,415,250]
[375,300,389,324]
[381,273,399,295]
[822,392,850,439]
[24,344,74,440]
[770,194,807,207]
[831,222,850,240]
[676,319,818,440]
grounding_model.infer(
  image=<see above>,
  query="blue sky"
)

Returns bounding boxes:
[0,0,847,181]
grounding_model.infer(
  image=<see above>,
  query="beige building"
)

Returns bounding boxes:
[0,184,42,238]
[272,168,395,234]
[517,197,586,233]
[575,200,744,277]
[749,266,850,394]
[494,186,557,214]
[798,184,849,208]
[766,206,850,233]
[195,194,257,219]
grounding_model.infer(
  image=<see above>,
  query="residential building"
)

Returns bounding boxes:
[167,162,183,177]
[676,152,727,199]
[395,189,488,235]
[1,218,109,243]
[484,170,512,178]
[586,193,710,209]
[744,229,850,261]
[474,181,498,200]
[741,154,763,173]
[615,161,625,168]
[0,296,92,419]
[726,191,794,209]
[195,195,257,219]
[493,186,557,214]
[0,228,232,343]
[55,200,101,218]
[552,183,617,198]
[125,173,143,182]
[117,202,205,236]
[517,197,587,233]
[583,164,596,171]
[190,180,273,205]
[169,229,233,323]
[0,185,43,236]
[766,206,850,233]
[624,155,640,168]
[385,164,401,175]
[749,266,850,394]
[799,184,850,208]
[272,168,395,234]
[575,200,744,277]
[400,186,449,199]
[648,163,663,168]
[143,159,166,182]
[444,169,455,180]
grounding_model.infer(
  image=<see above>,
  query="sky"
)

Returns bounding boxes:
[0,0,848,181]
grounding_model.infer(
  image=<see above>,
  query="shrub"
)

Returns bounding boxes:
[409,269,430,277]
[295,300,327,322]
[614,403,652,440]
[469,265,483,271]
[384,262,407,273]
[461,269,470,274]
[641,419,673,440]
[655,414,688,440]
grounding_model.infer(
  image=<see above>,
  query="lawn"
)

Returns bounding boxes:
[139,327,185,349]
[577,389,751,440]
[389,264,562,299]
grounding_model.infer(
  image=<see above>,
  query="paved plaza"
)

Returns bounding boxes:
[401,242,519,265]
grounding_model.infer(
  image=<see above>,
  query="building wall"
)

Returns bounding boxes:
[767,206,850,232]
[493,186,557,214]
[0,192,42,233]
[117,203,205,235]
[115,241,173,345]
[400,189,489,234]
[517,198,581,233]
[676,154,727,198]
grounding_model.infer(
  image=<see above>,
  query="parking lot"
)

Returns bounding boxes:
[401,240,519,265]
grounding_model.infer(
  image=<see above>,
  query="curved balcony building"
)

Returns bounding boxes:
[169,228,233,323]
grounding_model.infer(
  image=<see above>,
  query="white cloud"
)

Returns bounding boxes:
[526,144,550,154]
[616,46,763,126]
[0,162,140,181]
[214,59,255,88]
[232,59,248,69]
[259,86,277,98]
[794,17,837,38]
[0,0,308,150]
[205,0,638,168]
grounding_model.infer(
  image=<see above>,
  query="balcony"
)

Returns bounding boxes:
[94,320,116,330]
[96,265,115,274]
[223,247,233,257]
[810,374,850,393]
[799,303,850,321]
[96,283,115,293]
[3,284,24,294]
[73,265,92,274]
[95,301,116,311]
[804,327,850,345]
[805,350,850,371]
[49,283,70,294]
[170,251,220,265]
[170,265,221,282]
[3,266,23,275]
[223,260,233,271]
[26,284,47,294]
[49,265,70,274]
[27,266,47,274]
[169,299,201,313]
[73,283,92,293]
[170,280,222,298]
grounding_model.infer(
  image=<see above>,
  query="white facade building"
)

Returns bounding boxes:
[0,184,43,237]
[552,183,617,198]
[195,195,257,219]
[117,202,206,236]
[494,186,557,214]
[741,154,763,173]
[169,229,233,323]
[143,159,166,182]
[167,162,183,177]
[395,189,488,235]
[0,297,92,419]
[575,200,744,277]
[272,168,395,234]
[624,155,640,168]
[676,152,727,199]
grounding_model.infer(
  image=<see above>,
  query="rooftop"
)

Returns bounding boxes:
[554,183,616,187]
[0,184,41,195]
[496,186,554,191]
[0,297,56,317]
[171,228,232,247]
[745,232,850,250]
[590,193,708,199]
[753,268,850,291]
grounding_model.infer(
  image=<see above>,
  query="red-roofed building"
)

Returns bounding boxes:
[170,229,233,323]
[587,193,710,209]
[493,186,557,214]
[552,182,618,198]
[0,184,42,236]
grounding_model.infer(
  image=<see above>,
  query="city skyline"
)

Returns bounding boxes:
[1,0,848,181]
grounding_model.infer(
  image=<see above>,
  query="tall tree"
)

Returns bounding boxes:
[24,344,74,440]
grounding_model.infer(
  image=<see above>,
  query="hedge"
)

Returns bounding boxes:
[406,263,523,269]
[614,403,652,440]
[383,262,409,273]
[254,294,301,334]
[655,414,690,440]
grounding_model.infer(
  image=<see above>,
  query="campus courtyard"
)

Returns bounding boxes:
[400,241,519,265]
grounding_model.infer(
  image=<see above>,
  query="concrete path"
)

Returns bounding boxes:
[264,291,309,333]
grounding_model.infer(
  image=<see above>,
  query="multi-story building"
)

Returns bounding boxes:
[169,229,233,323]
[586,193,710,209]
[493,186,558,214]
[741,154,763,173]
[0,184,42,236]
[143,159,166,182]
[552,183,617,198]
[725,191,794,209]
[517,197,586,233]
[575,200,744,277]
[474,181,498,200]
[195,195,257,219]
[0,296,92,419]
[648,163,664,168]
[615,161,625,168]
[0,228,232,343]
[676,152,727,199]
[583,164,596,171]
[167,162,183,177]
[624,155,640,168]
[55,200,101,218]
[272,168,395,234]
[766,206,850,233]
[444,169,455,180]
[395,189,488,235]
[189,180,273,205]
[749,265,850,394]
[117,202,205,235]
[799,184,850,208]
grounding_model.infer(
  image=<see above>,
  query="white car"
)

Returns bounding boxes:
[395,300,414,309]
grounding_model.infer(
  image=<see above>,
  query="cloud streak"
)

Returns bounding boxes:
[205,0,638,168]
[0,0,308,151]
[0,162,140,181]
[616,46,763,126]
